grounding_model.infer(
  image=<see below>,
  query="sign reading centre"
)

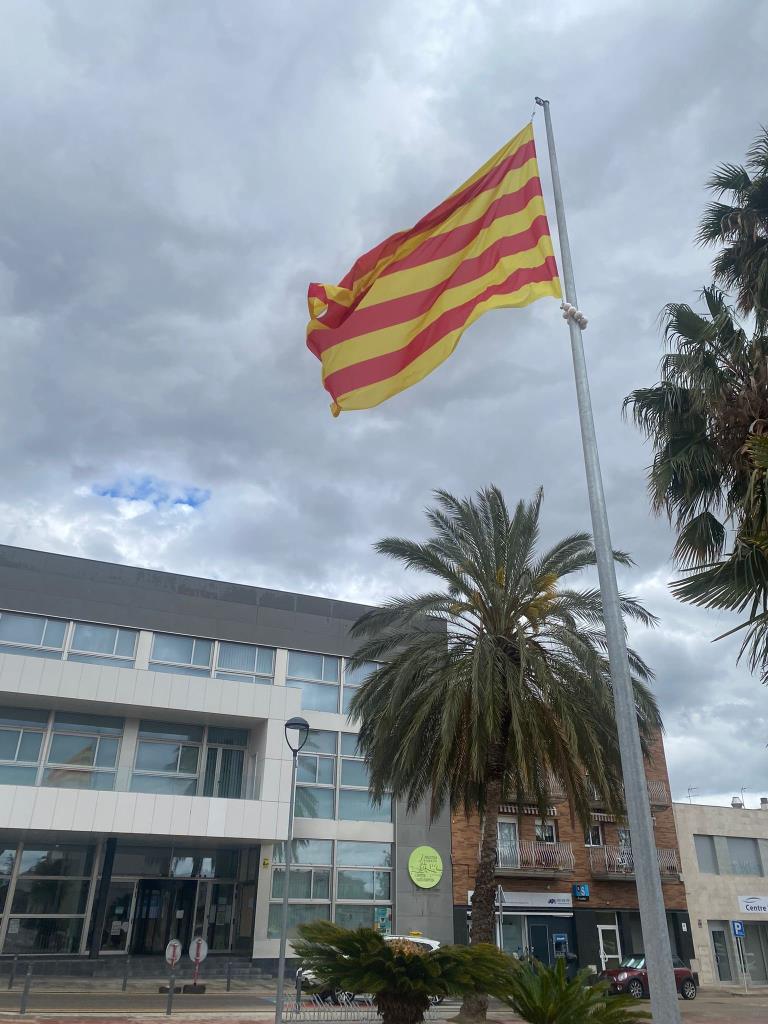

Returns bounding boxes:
[739,895,768,915]
[408,846,443,889]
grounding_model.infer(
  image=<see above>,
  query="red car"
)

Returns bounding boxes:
[601,955,697,1000]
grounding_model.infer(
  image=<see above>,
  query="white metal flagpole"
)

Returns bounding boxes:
[534,97,682,1024]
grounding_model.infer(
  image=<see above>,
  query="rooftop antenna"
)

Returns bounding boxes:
[687,787,698,804]
[740,787,748,808]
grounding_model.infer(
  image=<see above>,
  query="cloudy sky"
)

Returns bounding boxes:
[1,1,766,805]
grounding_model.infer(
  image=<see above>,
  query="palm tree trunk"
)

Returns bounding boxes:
[457,756,505,1023]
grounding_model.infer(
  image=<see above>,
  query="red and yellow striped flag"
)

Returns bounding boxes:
[306,123,562,416]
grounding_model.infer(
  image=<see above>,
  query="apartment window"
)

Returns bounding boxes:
[150,633,213,676]
[726,836,763,876]
[339,733,391,823]
[0,611,67,660]
[4,844,93,954]
[216,642,274,684]
[68,623,137,668]
[693,834,719,874]
[535,820,557,843]
[268,840,332,939]
[342,661,378,717]
[296,731,336,819]
[131,721,204,796]
[585,824,604,847]
[0,708,48,786]
[286,651,340,713]
[42,712,123,791]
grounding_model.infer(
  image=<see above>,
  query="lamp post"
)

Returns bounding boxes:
[274,715,309,1024]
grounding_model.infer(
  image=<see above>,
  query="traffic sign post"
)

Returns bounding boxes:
[186,936,208,993]
[163,939,182,1016]
[732,922,748,994]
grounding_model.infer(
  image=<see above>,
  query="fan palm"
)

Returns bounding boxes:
[348,486,660,1020]
[293,922,514,1024]
[697,127,768,324]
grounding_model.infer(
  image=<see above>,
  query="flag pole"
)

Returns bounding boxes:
[534,97,682,1024]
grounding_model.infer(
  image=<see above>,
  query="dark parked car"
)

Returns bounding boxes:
[600,955,697,1000]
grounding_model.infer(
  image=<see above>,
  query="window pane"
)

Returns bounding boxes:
[115,629,137,657]
[727,836,762,875]
[0,644,62,661]
[42,619,67,648]
[19,846,93,876]
[341,759,369,787]
[337,870,374,900]
[130,775,198,796]
[95,737,119,768]
[112,847,172,876]
[316,758,334,785]
[339,791,391,822]
[287,651,324,680]
[693,834,719,874]
[0,612,46,646]
[54,712,123,734]
[136,742,180,773]
[337,842,392,868]
[72,623,117,655]
[4,917,83,955]
[0,765,37,785]
[153,662,211,677]
[192,639,213,666]
[0,708,48,728]
[334,904,384,930]
[138,721,204,742]
[288,680,338,713]
[345,662,377,686]
[68,653,136,668]
[48,735,97,767]
[0,730,19,760]
[179,746,199,774]
[12,878,89,915]
[271,868,312,900]
[304,731,337,755]
[273,840,333,866]
[340,734,360,756]
[0,850,15,876]
[218,642,257,673]
[18,731,43,762]
[207,727,248,746]
[295,786,334,819]
[342,690,356,716]
[256,648,275,674]
[374,871,391,900]
[322,657,340,682]
[313,869,331,900]
[42,768,116,791]
[267,902,329,940]
[297,756,318,784]
[152,634,194,664]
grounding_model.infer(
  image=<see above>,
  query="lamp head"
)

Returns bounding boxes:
[285,716,310,753]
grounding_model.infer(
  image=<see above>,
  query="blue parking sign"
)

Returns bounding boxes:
[732,920,745,938]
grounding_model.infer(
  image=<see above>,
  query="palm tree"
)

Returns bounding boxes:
[348,486,660,1021]
[697,127,768,324]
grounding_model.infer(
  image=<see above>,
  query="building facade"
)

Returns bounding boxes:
[674,800,768,987]
[452,734,692,974]
[0,545,453,961]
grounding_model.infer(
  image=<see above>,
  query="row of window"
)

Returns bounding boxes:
[267,839,393,939]
[498,820,632,848]
[694,833,765,877]
[296,731,391,823]
[0,708,248,798]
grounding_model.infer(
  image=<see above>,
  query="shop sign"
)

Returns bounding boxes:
[408,846,443,889]
[572,883,590,901]
[738,895,768,915]
[501,890,573,909]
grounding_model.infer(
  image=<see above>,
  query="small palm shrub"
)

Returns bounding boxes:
[293,922,513,1024]
[503,958,650,1024]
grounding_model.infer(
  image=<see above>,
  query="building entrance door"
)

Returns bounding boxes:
[529,924,550,965]
[203,746,245,799]
[131,880,197,955]
[597,924,622,971]
[709,925,733,982]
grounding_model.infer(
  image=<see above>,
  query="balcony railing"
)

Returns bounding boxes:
[588,844,679,880]
[497,840,575,875]
[587,780,670,808]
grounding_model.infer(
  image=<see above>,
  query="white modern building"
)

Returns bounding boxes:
[674,800,768,987]
[0,545,453,962]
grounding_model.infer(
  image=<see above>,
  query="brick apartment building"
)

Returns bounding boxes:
[451,733,693,973]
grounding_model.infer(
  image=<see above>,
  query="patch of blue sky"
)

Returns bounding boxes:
[92,475,211,510]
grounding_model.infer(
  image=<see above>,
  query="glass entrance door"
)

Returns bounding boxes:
[709,926,733,982]
[598,924,622,971]
[131,880,197,954]
[203,747,244,798]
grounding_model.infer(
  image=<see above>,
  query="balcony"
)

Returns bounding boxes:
[587,780,670,809]
[588,844,680,881]
[496,840,575,877]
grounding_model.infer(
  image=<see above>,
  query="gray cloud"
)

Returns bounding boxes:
[0,0,766,803]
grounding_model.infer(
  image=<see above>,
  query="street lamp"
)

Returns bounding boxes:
[275,716,309,1024]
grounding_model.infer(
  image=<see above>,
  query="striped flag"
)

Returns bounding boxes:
[306,123,562,416]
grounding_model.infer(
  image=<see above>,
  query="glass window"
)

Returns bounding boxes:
[130,775,197,796]
[137,721,204,743]
[151,633,213,674]
[0,849,16,876]
[288,679,339,713]
[336,842,392,867]
[304,731,337,755]
[3,917,83,954]
[273,840,333,865]
[335,904,391,933]
[339,790,392,822]
[271,867,330,900]
[135,742,198,774]
[11,878,90,915]
[340,734,360,756]
[207,727,248,746]
[726,836,762,876]
[70,623,137,661]
[267,902,330,940]
[0,708,48,729]
[337,869,374,900]
[295,786,334,819]
[42,768,116,791]
[0,612,65,648]
[343,661,377,715]
[53,712,123,735]
[585,825,603,847]
[0,765,37,785]
[0,729,43,763]
[536,821,557,843]
[19,846,93,877]
[112,847,172,877]
[298,754,335,785]
[48,735,97,767]
[693,834,719,875]
[287,652,340,712]
[341,759,369,787]
[216,642,275,682]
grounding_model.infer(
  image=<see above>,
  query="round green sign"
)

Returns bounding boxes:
[408,846,443,889]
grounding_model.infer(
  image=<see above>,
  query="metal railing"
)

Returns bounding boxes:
[588,844,679,878]
[497,840,575,873]
[587,779,669,807]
